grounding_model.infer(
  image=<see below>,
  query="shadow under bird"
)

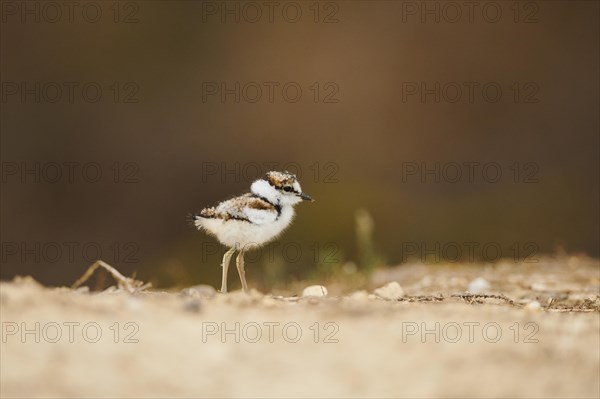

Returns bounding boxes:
[191,171,314,293]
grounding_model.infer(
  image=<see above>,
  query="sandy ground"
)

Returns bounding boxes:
[1,256,599,398]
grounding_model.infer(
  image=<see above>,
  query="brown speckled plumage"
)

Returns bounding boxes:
[265,171,297,189]
[199,193,279,222]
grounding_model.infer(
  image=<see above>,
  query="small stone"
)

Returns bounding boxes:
[373,281,404,300]
[302,285,328,297]
[181,285,217,298]
[467,277,491,294]
[183,298,202,313]
[526,300,541,310]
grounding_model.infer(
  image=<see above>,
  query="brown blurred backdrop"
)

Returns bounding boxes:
[1,1,598,289]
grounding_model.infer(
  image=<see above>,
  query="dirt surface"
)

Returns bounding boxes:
[1,256,599,398]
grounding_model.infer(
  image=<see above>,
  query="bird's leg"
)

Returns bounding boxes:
[236,247,249,293]
[220,247,236,293]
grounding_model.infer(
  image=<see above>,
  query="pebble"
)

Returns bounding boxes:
[526,300,542,310]
[180,285,217,298]
[373,281,404,300]
[183,298,202,313]
[302,285,328,297]
[467,277,491,294]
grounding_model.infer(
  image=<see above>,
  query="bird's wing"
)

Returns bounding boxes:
[213,194,279,224]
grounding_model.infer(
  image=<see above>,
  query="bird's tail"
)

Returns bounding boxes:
[186,213,203,230]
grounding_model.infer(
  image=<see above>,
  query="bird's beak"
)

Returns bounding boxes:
[299,192,314,202]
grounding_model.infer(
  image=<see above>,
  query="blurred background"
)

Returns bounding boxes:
[1,1,598,291]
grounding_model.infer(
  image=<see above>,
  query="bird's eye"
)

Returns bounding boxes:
[283,186,292,192]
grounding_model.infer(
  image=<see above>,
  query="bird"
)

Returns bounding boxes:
[191,171,314,293]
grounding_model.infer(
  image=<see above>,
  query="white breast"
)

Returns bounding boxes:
[200,205,296,248]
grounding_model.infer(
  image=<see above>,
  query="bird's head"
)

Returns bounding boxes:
[251,171,314,206]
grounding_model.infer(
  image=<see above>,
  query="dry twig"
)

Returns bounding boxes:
[450,293,518,306]
[72,260,151,293]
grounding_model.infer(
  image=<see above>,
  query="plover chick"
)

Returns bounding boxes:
[191,171,313,293]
